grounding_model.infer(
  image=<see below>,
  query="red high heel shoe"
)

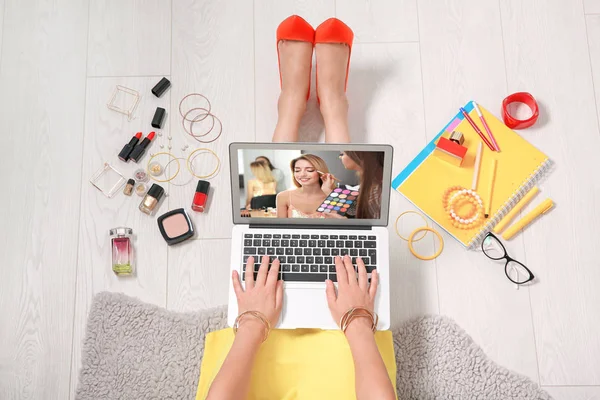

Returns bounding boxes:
[277,15,315,100]
[315,18,354,102]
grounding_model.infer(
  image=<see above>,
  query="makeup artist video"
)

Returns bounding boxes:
[237,149,385,219]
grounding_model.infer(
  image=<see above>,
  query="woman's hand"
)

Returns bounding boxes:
[232,256,284,329]
[322,211,347,219]
[320,173,337,194]
[208,256,283,400]
[326,257,394,400]
[325,255,378,327]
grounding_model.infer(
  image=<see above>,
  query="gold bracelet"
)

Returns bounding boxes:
[233,311,271,342]
[339,307,378,333]
[186,147,220,179]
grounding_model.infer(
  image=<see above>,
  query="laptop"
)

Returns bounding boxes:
[227,142,393,330]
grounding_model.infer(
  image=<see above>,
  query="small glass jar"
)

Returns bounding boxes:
[110,227,134,276]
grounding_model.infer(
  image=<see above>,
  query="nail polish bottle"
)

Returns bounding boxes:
[123,179,135,196]
[139,183,165,215]
[192,180,210,212]
[110,227,134,276]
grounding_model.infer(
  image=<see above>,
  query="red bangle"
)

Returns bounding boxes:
[501,92,539,129]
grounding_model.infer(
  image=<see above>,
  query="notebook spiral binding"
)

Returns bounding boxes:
[467,158,554,250]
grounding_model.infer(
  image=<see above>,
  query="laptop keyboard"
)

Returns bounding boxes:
[241,233,377,283]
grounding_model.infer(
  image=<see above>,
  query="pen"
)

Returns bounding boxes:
[473,102,500,152]
[460,107,495,151]
[502,198,554,240]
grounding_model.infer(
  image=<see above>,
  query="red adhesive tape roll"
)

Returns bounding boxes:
[502,92,539,129]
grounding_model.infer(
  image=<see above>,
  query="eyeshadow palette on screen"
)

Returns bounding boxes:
[318,188,359,216]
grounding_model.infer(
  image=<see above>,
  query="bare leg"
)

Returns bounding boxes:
[315,43,350,143]
[272,40,313,142]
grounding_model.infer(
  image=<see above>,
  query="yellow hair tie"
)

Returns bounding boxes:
[408,227,444,261]
[395,211,429,242]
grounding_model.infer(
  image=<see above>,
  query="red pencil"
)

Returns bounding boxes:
[460,107,495,151]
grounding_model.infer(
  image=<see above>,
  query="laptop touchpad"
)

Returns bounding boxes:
[278,286,338,330]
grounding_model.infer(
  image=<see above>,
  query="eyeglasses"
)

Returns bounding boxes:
[481,232,535,285]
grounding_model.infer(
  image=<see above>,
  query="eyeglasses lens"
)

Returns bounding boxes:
[506,260,532,284]
[482,235,506,260]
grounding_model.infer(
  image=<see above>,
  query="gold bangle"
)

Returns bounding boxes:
[339,307,378,333]
[233,311,271,342]
[146,152,181,183]
[186,147,220,179]
[408,227,444,260]
[395,211,429,242]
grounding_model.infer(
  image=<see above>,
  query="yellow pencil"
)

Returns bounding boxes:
[471,142,483,190]
[493,186,540,233]
[484,159,497,218]
[502,198,554,240]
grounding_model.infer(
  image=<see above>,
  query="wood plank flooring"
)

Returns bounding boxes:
[1,0,599,398]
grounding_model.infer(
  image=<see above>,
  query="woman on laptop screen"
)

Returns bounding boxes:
[244,161,278,211]
[276,154,336,218]
[339,151,384,219]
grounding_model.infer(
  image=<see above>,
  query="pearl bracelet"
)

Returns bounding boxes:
[443,186,485,230]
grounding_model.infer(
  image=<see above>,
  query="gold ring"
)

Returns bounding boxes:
[186,147,220,179]
[147,152,180,183]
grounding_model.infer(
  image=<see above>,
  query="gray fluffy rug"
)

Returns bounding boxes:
[76,292,552,400]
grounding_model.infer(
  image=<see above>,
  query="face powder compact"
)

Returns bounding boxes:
[157,208,195,245]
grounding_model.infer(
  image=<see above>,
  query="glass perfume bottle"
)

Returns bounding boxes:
[110,227,134,276]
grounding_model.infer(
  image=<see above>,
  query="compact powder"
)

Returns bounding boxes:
[162,213,190,238]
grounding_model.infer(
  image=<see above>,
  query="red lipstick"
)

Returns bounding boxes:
[118,132,142,162]
[129,132,156,163]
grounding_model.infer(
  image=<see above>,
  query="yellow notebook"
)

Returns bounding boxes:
[392,101,552,249]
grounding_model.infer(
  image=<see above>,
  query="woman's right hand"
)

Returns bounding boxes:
[325,255,378,328]
[322,212,347,219]
[320,173,337,193]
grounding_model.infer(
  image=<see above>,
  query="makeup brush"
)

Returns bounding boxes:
[316,170,341,181]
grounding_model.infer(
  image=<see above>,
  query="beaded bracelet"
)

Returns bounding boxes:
[340,307,378,333]
[233,311,271,342]
[443,186,485,230]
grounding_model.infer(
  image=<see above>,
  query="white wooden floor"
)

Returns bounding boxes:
[1,0,600,399]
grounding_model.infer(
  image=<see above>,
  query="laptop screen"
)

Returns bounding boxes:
[229,143,393,226]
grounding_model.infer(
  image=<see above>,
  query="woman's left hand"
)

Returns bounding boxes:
[321,173,337,193]
[232,256,284,329]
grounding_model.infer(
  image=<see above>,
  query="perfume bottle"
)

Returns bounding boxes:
[110,227,134,276]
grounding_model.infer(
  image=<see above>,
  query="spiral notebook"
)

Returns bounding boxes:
[392,101,552,249]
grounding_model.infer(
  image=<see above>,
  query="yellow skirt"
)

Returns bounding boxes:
[196,328,397,400]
